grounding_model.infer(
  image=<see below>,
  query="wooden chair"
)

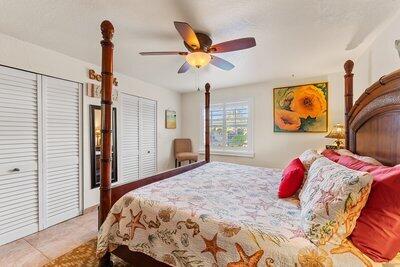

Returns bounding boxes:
[174,138,198,167]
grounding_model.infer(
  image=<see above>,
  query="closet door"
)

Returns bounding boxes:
[0,66,39,245]
[121,93,139,182]
[42,76,81,227]
[140,98,157,178]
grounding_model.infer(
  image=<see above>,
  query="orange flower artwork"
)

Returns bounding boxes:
[274,109,301,131]
[274,83,328,132]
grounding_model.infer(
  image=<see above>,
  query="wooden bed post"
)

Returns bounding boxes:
[99,20,114,227]
[205,83,210,162]
[344,60,354,149]
[99,20,114,267]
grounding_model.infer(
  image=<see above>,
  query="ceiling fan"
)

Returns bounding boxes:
[139,21,256,73]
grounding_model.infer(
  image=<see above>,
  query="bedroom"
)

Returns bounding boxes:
[0,0,400,266]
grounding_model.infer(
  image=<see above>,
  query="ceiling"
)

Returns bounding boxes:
[0,0,399,92]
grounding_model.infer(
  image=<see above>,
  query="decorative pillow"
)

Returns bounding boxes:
[338,156,400,261]
[321,149,341,162]
[336,149,383,166]
[299,149,322,171]
[278,158,305,198]
[300,157,373,246]
[337,155,370,170]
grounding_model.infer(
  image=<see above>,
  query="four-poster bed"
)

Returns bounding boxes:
[98,20,212,266]
[97,21,400,266]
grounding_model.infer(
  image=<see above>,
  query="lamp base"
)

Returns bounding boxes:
[326,140,344,150]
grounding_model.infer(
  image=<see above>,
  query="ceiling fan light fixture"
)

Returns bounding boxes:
[185,52,211,68]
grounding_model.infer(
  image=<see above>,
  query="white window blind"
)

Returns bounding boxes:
[201,100,253,157]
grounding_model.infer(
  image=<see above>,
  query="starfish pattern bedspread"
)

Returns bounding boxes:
[97,162,391,266]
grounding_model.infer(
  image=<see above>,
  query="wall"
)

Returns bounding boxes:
[181,73,344,169]
[0,32,181,209]
[353,11,400,98]
[181,10,400,169]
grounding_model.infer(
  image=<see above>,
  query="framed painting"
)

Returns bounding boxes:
[165,109,176,129]
[273,82,328,132]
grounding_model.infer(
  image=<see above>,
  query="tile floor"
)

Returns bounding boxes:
[0,208,98,267]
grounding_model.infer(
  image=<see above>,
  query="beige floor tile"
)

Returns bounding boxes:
[24,210,98,260]
[0,209,98,263]
[0,239,49,267]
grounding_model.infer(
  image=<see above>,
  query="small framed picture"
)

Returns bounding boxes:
[165,110,176,129]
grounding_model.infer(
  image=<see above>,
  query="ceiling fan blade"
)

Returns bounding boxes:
[209,37,256,53]
[210,56,235,70]
[178,62,190,74]
[139,51,188,56]
[174,21,200,50]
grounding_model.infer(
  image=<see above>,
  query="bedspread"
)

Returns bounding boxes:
[97,162,388,266]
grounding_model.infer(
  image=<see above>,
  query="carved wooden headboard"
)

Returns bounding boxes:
[344,60,400,166]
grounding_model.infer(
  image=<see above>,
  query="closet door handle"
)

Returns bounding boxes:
[11,168,20,172]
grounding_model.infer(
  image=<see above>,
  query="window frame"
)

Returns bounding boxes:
[199,97,254,157]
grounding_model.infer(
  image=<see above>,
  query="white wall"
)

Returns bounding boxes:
[353,11,400,98]
[181,11,400,170]
[182,73,344,169]
[0,32,181,209]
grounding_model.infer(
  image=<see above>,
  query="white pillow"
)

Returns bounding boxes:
[299,149,322,172]
[300,157,372,246]
[336,149,383,166]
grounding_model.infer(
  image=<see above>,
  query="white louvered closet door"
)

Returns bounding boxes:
[0,66,40,245]
[140,98,157,178]
[42,76,81,227]
[121,93,139,182]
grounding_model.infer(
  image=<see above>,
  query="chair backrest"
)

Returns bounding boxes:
[174,138,192,154]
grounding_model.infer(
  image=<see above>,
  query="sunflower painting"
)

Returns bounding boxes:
[273,83,328,132]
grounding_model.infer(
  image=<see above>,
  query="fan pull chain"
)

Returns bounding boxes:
[196,68,200,92]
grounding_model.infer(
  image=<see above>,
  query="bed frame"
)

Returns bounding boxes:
[344,60,400,166]
[98,21,210,266]
[98,21,400,266]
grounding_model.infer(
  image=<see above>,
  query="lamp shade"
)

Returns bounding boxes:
[186,52,211,68]
[325,124,345,139]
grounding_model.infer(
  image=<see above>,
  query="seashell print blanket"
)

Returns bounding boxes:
[97,162,392,267]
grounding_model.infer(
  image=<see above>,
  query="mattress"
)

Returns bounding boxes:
[97,162,396,266]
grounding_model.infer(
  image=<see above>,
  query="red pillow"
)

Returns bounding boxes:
[338,156,400,262]
[321,149,341,162]
[337,155,370,170]
[278,158,305,198]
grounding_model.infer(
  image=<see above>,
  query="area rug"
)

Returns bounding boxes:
[44,239,129,267]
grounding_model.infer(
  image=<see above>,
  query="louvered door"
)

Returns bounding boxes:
[42,76,81,227]
[140,98,157,178]
[0,66,40,245]
[120,93,139,182]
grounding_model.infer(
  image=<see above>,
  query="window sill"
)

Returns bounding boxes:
[199,149,254,158]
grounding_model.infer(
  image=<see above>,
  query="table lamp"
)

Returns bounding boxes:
[325,123,345,148]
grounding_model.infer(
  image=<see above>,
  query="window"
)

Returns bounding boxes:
[200,99,253,157]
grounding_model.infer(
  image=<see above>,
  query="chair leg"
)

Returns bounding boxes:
[175,159,177,168]
[178,161,181,167]
[189,160,192,164]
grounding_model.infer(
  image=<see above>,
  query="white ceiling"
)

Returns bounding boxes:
[0,0,399,92]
